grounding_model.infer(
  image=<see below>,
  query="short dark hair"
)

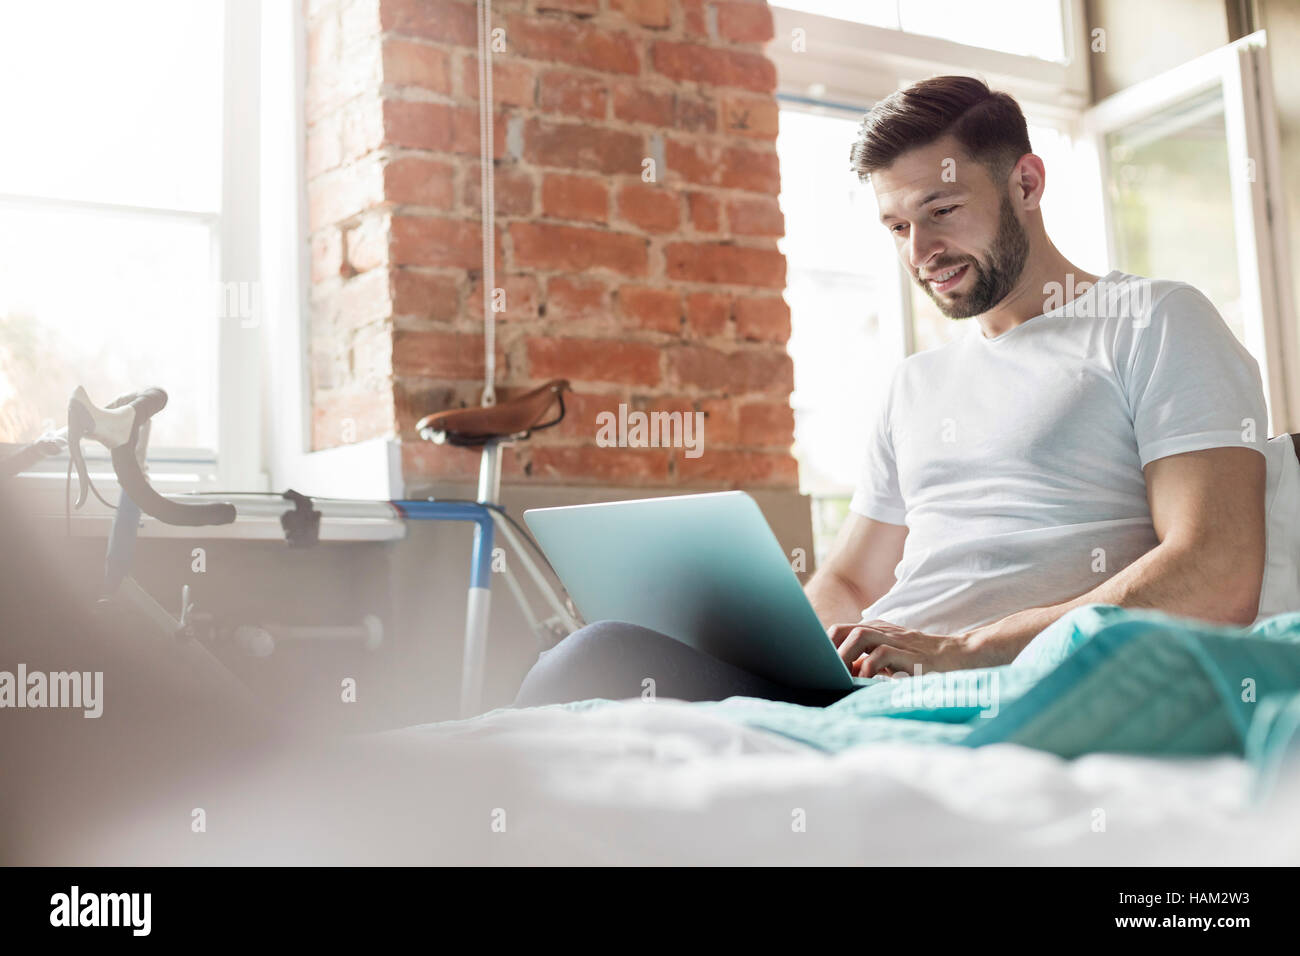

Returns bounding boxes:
[848,75,1032,183]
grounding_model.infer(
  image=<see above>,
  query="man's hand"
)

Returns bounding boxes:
[827,620,1002,677]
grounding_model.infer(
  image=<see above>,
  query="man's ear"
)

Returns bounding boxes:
[1008,153,1046,211]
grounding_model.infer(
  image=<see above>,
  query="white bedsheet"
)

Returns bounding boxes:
[391,699,1300,866]
[67,698,1300,865]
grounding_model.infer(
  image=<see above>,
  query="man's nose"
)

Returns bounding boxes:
[907,227,943,274]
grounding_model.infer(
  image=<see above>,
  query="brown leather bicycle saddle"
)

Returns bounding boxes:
[416,379,569,446]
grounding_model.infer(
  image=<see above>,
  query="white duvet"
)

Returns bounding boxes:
[69,697,1300,865]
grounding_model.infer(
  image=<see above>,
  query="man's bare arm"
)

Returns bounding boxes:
[833,446,1267,675]
[805,512,908,629]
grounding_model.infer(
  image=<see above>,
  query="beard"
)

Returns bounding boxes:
[915,194,1030,319]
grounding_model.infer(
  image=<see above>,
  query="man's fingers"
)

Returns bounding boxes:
[862,645,917,678]
[836,625,879,664]
[826,622,861,648]
[827,619,907,649]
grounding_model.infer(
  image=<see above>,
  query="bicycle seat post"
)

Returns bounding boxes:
[477,438,504,507]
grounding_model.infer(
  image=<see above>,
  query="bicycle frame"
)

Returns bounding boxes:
[394,440,582,716]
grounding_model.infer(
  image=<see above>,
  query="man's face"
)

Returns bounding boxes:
[872,136,1030,319]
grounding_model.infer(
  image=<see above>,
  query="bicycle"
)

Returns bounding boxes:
[1,382,584,717]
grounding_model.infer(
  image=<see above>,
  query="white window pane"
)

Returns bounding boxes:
[771,0,899,29]
[898,0,1066,61]
[778,109,903,500]
[775,0,1066,62]
[0,0,224,211]
[1105,88,1246,343]
[0,206,217,450]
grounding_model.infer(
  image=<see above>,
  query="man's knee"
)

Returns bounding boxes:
[513,620,663,707]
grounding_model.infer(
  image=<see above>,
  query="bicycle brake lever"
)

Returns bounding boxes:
[66,395,94,509]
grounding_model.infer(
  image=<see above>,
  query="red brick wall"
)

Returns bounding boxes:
[304,0,797,491]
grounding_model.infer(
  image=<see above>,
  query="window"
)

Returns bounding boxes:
[776,0,1069,62]
[0,0,262,489]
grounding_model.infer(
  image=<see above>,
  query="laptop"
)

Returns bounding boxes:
[524,491,871,691]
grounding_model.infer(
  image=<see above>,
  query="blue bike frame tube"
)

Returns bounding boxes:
[104,490,142,594]
[392,500,494,588]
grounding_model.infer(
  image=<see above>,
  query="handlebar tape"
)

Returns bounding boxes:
[108,387,237,527]
[111,444,236,527]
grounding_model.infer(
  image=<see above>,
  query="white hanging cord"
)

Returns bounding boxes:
[477,0,496,407]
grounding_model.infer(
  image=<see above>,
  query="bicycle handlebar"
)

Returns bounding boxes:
[70,386,237,528]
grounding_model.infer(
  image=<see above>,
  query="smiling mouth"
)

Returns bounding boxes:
[925,263,969,294]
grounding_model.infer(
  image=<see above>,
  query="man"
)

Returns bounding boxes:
[812,74,1268,679]
[513,75,1273,708]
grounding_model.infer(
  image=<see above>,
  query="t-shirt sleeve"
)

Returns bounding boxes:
[848,369,908,525]
[1123,284,1269,467]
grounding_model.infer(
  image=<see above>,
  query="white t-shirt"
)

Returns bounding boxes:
[849,270,1273,634]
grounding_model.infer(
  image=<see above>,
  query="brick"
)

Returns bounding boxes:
[400,440,485,483]
[312,385,395,450]
[616,183,680,233]
[538,70,609,120]
[311,227,345,282]
[687,191,721,232]
[380,0,478,46]
[739,401,794,447]
[616,285,682,334]
[719,144,782,192]
[506,14,640,75]
[664,242,786,289]
[337,267,393,326]
[612,84,674,126]
[545,275,610,323]
[609,0,671,28]
[391,268,462,321]
[727,195,785,236]
[306,114,343,178]
[541,173,609,224]
[382,37,452,93]
[339,97,386,163]
[681,0,708,38]
[307,14,340,77]
[684,291,730,336]
[393,329,502,379]
[666,138,781,192]
[734,294,791,342]
[382,99,486,154]
[668,344,793,393]
[466,273,541,321]
[340,0,382,38]
[714,2,775,43]
[536,0,600,15]
[511,222,648,276]
[554,391,626,441]
[307,158,385,230]
[345,213,391,273]
[391,215,504,270]
[307,37,382,122]
[674,95,717,133]
[721,92,779,139]
[461,55,536,109]
[650,42,776,93]
[525,118,645,175]
[383,155,456,208]
[530,446,672,484]
[350,321,394,387]
[675,449,798,487]
[527,337,660,385]
[463,162,535,216]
